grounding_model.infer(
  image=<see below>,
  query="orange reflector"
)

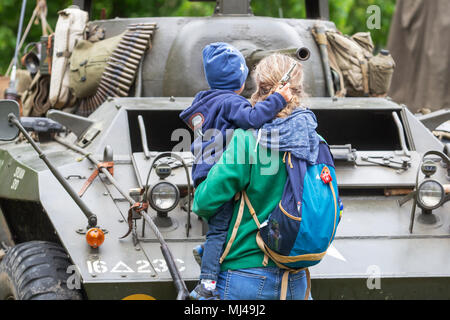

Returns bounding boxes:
[86,228,105,248]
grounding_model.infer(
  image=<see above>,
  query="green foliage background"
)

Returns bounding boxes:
[0,0,396,75]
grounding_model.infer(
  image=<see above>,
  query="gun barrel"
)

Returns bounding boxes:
[244,47,310,69]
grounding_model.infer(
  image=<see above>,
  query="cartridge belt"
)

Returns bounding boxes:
[76,22,156,117]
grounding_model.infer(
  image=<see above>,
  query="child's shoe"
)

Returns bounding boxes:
[189,282,220,300]
[193,244,204,266]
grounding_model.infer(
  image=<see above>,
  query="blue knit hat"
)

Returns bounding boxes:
[202,42,249,91]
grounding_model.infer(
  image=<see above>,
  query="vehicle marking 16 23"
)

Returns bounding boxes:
[10,166,26,190]
[86,259,185,274]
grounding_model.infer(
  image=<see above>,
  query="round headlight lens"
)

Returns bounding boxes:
[417,180,444,210]
[150,182,179,212]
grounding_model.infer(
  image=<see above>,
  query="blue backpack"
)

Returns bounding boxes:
[220,140,343,272]
[218,137,342,299]
[257,140,343,270]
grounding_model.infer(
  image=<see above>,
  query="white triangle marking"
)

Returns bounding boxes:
[111,261,135,273]
[326,245,346,262]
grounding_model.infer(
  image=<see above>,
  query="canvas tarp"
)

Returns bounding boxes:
[387,0,450,112]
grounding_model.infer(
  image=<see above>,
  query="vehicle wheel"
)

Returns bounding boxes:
[0,241,83,300]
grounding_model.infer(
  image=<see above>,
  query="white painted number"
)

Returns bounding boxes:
[137,260,152,273]
[176,259,186,272]
[87,260,108,273]
[10,167,25,191]
[13,167,25,179]
[10,179,20,191]
[152,259,168,273]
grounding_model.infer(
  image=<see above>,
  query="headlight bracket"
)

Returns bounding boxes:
[398,150,450,233]
[149,181,180,213]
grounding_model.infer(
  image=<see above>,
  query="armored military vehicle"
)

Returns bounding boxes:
[1,0,450,300]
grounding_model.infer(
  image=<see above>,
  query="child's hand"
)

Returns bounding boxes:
[275,83,293,103]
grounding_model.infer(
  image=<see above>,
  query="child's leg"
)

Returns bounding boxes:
[190,199,234,299]
[193,244,204,266]
[200,199,234,282]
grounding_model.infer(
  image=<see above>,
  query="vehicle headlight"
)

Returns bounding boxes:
[417,180,444,210]
[149,182,180,212]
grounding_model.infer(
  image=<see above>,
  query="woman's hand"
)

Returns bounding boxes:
[275,83,293,103]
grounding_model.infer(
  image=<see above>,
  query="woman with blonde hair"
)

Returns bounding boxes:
[192,54,320,300]
[251,53,307,118]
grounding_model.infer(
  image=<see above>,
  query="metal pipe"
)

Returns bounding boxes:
[135,56,144,98]
[10,0,27,85]
[9,114,98,228]
[314,24,335,98]
[160,239,189,300]
[392,111,410,157]
[137,115,150,159]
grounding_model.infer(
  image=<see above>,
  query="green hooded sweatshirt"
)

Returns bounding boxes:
[193,129,287,271]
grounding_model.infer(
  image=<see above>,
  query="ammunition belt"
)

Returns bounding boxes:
[76,23,156,117]
[25,73,51,117]
[31,75,51,117]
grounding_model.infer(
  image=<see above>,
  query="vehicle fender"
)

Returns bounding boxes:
[0,205,14,248]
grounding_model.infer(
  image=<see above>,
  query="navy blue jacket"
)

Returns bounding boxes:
[180,89,286,187]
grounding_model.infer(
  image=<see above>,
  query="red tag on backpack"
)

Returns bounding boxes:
[321,166,332,184]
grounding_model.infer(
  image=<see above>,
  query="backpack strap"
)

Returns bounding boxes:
[243,191,261,228]
[282,151,294,169]
[220,191,263,263]
[219,193,245,264]
[256,233,311,300]
[280,269,311,300]
[241,192,311,300]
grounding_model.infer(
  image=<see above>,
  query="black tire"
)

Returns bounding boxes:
[0,241,83,300]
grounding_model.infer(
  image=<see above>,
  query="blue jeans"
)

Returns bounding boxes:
[200,199,234,281]
[216,267,311,300]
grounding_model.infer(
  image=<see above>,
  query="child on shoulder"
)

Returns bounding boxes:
[180,42,292,300]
